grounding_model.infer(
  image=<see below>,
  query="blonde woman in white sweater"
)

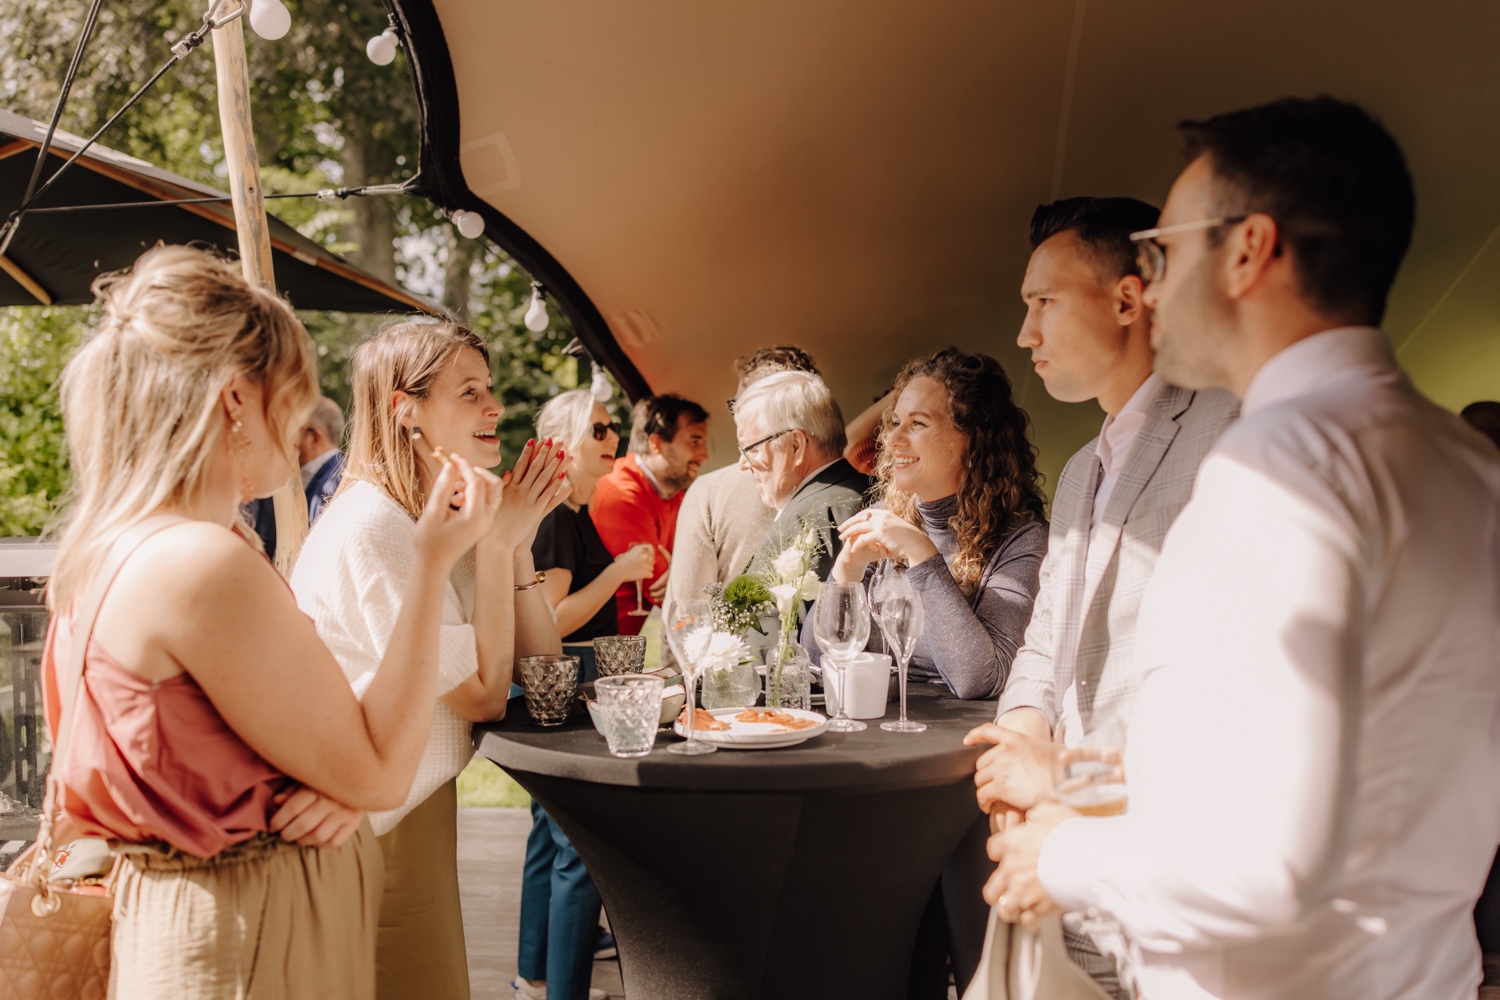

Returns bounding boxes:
[292,320,571,1000]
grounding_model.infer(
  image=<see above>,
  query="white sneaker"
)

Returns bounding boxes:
[511,980,608,1000]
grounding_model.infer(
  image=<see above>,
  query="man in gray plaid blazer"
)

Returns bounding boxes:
[964,197,1237,999]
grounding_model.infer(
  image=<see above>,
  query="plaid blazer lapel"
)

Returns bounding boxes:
[1050,439,1103,701]
[1074,387,1192,663]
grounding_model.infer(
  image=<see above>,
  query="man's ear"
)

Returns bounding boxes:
[1114,274,1147,327]
[1225,213,1280,300]
[647,433,664,458]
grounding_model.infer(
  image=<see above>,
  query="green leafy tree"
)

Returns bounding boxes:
[0,308,83,535]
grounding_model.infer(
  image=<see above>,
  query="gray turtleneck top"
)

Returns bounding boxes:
[814,495,1048,700]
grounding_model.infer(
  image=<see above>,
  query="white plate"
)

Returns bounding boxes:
[672,707,828,749]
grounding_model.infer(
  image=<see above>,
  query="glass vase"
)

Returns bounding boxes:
[701,657,760,709]
[764,639,812,711]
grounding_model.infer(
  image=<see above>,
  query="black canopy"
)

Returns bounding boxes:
[0,109,435,314]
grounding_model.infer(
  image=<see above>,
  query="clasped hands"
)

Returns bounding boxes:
[831,508,939,582]
[458,438,574,555]
[964,720,1080,928]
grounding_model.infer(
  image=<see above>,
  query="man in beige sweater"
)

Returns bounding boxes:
[663,346,820,617]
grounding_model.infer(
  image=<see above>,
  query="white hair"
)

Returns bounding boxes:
[535,388,598,454]
[733,370,846,456]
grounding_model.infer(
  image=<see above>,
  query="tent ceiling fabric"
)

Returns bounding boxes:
[424,0,1500,485]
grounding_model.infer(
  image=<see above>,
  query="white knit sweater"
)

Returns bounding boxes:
[290,480,479,835]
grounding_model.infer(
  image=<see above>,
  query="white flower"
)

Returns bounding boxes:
[796,570,821,603]
[769,582,801,619]
[772,545,805,581]
[697,631,750,674]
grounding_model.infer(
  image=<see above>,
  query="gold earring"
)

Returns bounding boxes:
[229,414,254,502]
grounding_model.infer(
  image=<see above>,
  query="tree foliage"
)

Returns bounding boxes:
[0,0,618,535]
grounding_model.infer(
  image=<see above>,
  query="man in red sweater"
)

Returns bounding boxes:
[591,394,710,634]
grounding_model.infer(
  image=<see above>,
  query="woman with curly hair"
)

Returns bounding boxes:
[829,346,1048,996]
[829,346,1048,699]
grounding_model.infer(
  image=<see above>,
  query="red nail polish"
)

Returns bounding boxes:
[557,449,565,459]
[526,438,535,448]
[558,472,567,481]
[544,437,553,447]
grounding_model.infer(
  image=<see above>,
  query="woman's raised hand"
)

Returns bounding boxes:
[489,438,574,551]
[413,453,503,569]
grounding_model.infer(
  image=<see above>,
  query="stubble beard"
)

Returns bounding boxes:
[1153,256,1236,393]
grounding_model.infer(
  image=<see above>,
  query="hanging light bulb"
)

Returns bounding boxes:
[248,0,291,40]
[590,365,613,402]
[366,27,398,65]
[524,284,549,333]
[451,209,485,239]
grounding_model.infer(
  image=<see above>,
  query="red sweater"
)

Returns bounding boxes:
[589,453,682,634]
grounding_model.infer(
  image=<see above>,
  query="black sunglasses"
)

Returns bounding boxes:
[591,420,621,441]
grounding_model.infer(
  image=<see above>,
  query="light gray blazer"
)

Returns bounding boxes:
[996,384,1239,735]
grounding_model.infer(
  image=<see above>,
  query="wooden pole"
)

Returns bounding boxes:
[212,7,307,576]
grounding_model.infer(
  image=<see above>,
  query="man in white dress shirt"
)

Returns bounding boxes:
[986,96,1500,999]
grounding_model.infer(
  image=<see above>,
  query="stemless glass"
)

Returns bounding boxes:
[813,581,871,733]
[877,577,925,733]
[664,600,716,755]
[1054,727,1128,816]
[595,674,665,757]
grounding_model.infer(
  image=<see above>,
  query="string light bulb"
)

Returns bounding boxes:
[451,209,485,239]
[366,27,398,65]
[590,366,612,402]
[248,0,291,40]
[524,283,550,333]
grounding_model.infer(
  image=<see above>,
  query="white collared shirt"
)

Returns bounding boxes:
[1090,374,1162,533]
[1038,327,1500,999]
[300,448,340,488]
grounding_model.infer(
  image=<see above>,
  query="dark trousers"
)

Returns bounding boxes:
[518,800,602,1000]
[910,811,993,998]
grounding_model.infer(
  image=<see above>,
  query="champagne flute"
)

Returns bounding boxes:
[664,600,716,755]
[877,577,925,733]
[813,581,870,733]
[627,542,652,616]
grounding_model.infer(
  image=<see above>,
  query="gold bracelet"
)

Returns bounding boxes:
[514,571,546,591]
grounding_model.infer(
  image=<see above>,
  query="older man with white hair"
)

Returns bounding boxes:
[735,370,871,583]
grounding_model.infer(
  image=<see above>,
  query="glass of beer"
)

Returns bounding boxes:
[1053,742,1127,816]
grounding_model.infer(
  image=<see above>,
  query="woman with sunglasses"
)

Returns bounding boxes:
[532,389,654,667]
[514,388,649,1000]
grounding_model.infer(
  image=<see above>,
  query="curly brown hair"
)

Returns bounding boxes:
[875,348,1046,595]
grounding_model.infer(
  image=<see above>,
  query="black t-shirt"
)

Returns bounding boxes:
[532,504,618,642]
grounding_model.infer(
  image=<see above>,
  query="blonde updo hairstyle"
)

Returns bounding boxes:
[50,245,319,609]
[340,319,490,520]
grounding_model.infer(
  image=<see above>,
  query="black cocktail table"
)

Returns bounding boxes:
[473,684,995,1000]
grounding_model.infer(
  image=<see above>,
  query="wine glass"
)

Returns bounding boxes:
[868,559,891,614]
[877,575,925,733]
[813,581,871,733]
[664,600,716,755]
[627,543,653,617]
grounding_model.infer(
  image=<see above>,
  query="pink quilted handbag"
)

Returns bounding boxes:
[0,844,113,1000]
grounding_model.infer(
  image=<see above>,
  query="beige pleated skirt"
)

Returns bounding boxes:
[108,822,383,1000]
[373,778,469,1000]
